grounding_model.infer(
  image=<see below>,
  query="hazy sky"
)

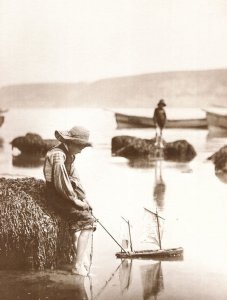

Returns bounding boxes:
[0,0,227,85]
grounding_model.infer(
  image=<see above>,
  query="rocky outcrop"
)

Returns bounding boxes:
[112,135,196,162]
[208,145,227,171]
[0,177,71,270]
[11,133,57,156]
[12,153,44,167]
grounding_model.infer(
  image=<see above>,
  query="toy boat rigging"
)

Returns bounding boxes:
[115,208,183,260]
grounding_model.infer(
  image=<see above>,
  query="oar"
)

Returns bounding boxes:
[93,215,127,253]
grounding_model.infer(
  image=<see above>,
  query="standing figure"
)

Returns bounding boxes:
[43,126,96,276]
[153,99,167,147]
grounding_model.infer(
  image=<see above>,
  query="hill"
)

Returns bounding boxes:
[0,69,226,108]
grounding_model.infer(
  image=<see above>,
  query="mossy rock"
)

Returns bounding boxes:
[112,135,196,162]
[208,145,227,171]
[10,133,57,156]
[0,177,71,270]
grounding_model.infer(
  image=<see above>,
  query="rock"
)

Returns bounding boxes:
[112,135,196,162]
[10,133,58,156]
[112,136,157,158]
[12,153,44,168]
[164,140,196,162]
[0,177,71,270]
[207,145,227,171]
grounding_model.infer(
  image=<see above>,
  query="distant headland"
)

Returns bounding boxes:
[0,69,226,108]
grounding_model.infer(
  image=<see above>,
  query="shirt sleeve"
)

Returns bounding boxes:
[51,151,79,204]
[70,164,86,199]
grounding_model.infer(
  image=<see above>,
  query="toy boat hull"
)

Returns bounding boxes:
[116,247,183,260]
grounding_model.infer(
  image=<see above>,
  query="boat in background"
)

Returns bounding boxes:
[204,107,227,136]
[0,116,4,127]
[0,108,8,127]
[115,112,207,129]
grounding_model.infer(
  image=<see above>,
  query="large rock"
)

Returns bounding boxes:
[11,133,57,156]
[0,177,71,270]
[208,145,227,171]
[112,135,196,162]
[12,153,44,168]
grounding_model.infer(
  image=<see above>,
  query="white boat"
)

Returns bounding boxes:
[115,112,207,129]
[204,107,227,135]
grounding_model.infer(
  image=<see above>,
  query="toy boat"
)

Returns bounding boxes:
[115,208,183,260]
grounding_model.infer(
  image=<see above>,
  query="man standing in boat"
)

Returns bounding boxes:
[153,99,167,148]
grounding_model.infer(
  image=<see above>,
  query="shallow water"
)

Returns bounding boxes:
[1,108,227,300]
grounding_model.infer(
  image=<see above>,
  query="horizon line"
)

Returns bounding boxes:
[1,67,227,88]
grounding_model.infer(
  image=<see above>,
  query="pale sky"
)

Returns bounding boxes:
[0,0,227,85]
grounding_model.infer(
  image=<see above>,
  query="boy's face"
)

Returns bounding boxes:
[67,142,85,155]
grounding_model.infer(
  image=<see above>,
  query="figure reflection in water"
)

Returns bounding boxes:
[140,262,164,300]
[153,159,166,210]
[73,275,89,300]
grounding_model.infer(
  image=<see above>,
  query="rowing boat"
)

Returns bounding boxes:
[204,107,227,135]
[115,112,207,129]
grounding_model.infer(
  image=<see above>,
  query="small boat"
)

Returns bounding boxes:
[115,208,183,260]
[115,112,207,129]
[0,115,4,127]
[0,108,8,127]
[116,247,184,260]
[204,107,227,135]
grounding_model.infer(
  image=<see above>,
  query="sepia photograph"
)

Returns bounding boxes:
[0,1,227,299]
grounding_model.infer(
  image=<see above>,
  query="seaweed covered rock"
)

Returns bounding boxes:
[112,135,196,162]
[112,136,158,158]
[207,145,227,172]
[0,177,71,270]
[11,133,57,156]
[12,153,44,168]
[164,140,196,162]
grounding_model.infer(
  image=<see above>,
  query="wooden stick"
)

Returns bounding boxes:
[94,216,127,253]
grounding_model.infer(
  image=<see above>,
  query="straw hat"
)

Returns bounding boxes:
[157,99,166,107]
[55,126,92,147]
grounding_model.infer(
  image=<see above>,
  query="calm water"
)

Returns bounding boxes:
[1,108,227,300]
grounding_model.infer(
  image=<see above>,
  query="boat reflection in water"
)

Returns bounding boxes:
[12,153,44,168]
[117,260,164,299]
[140,261,164,300]
[119,259,133,295]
